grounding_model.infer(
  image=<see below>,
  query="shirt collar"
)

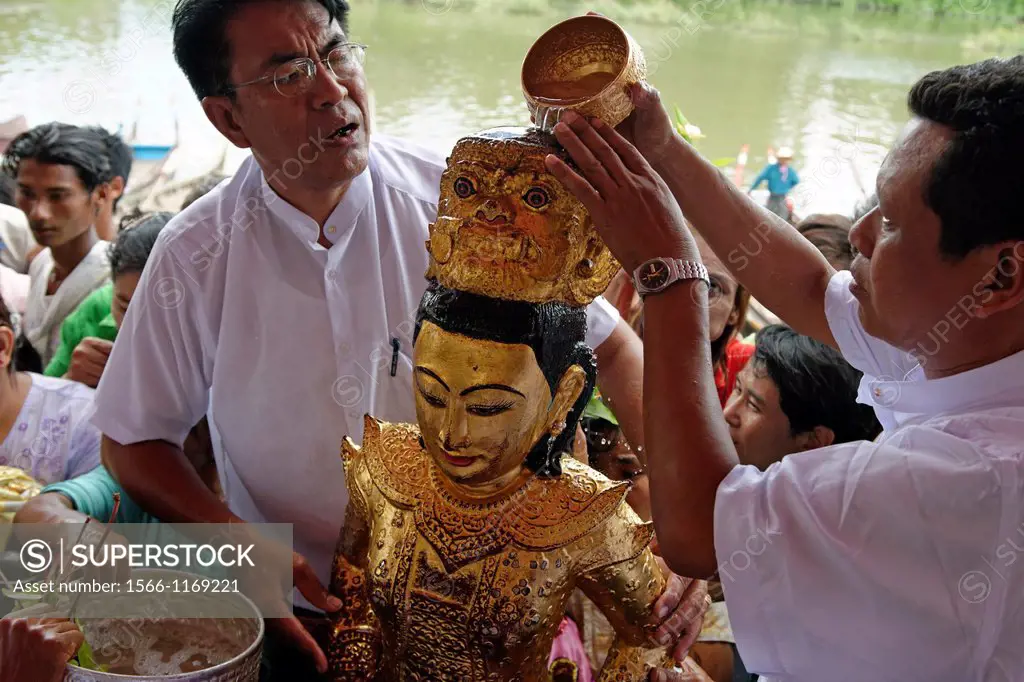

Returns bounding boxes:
[259,162,373,250]
[866,347,1024,426]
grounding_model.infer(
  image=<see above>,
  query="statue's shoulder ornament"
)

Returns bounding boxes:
[358,415,430,509]
[507,455,632,551]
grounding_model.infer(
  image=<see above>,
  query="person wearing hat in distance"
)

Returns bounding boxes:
[748,147,800,221]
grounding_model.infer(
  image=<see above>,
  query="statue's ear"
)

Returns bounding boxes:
[547,364,586,429]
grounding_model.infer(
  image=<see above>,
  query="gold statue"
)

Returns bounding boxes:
[425,127,619,307]
[329,128,669,681]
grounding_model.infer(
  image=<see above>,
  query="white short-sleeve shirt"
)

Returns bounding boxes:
[715,269,1024,682]
[91,136,620,604]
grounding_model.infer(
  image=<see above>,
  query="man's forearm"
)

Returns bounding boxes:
[643,282,737,578]
[595,319,646,464]
[101,436,239,524]
[652,135,837,345]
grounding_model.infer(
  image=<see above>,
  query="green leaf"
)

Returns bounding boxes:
[583,391,619,426]
[71,622,107,672]
[673,104,689,127]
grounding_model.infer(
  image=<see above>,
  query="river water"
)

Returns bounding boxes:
[0,0,1009,215]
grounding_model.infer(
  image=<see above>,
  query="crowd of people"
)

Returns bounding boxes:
[0,0,1020,681]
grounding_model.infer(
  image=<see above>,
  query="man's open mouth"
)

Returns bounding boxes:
[328,122,358,140]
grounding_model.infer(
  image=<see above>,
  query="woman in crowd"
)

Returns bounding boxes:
[44,212,174,385]
[0,295,99,485]
[582,392,650,521]
[794,214,855,272]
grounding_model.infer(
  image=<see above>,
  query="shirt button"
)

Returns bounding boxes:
[327,225,337,234]
[338,342,351,354]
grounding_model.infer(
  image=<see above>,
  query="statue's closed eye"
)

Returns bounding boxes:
[454,176,476,199]
[522,187,550,210]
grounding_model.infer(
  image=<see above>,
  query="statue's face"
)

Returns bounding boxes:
[413,321,579,485]
[427,130,618,306]
[443,142,575,286]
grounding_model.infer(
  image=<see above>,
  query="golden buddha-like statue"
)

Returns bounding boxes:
[328,128,670,681]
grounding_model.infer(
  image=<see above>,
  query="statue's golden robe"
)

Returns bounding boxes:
[330,416,669,681]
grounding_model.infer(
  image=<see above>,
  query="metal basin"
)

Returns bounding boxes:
[64,569,264,682]
[522,14,647,131]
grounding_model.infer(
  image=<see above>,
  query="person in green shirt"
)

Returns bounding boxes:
[43,212,174,385]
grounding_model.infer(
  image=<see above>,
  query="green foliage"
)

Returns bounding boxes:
[71,623,107,673]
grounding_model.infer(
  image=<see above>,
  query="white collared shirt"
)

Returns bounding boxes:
[91,136,620,600]
[715,269,1024,682]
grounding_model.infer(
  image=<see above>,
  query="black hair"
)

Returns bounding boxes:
[414,281,596,477]
[1,123,115,194]
[0,174,15,207]
[96,128,133,208]
[181,173,228,210]
[907,56,1024,259]
[752,325,881,444]
[109,212,175,278]
[796,213,855,271]
[172,0,351,100]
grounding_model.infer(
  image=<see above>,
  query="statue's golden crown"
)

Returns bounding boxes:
[426,127,618,306]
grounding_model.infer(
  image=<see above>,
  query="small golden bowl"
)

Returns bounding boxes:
[522,15,647,132]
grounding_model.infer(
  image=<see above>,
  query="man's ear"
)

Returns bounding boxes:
[201,96,252,150]
[547,365,587,431]
[91,184,108,217]
[974,244,1024,319]
[107,176,126,202]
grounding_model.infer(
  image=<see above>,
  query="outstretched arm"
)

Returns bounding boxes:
[615,84,836,347]
[652,134,836,346]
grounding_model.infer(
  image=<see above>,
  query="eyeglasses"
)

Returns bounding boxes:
[222,43,368,98]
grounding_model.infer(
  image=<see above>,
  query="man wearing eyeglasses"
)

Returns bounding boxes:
[88,1,695,679]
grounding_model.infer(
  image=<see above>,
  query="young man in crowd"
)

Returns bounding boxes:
[546,54,1024,681]
[2,123,117,369]
[90,1,702,676]
[726,324,881,470]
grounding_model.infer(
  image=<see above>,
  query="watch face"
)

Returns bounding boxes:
[638,260,670,290]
